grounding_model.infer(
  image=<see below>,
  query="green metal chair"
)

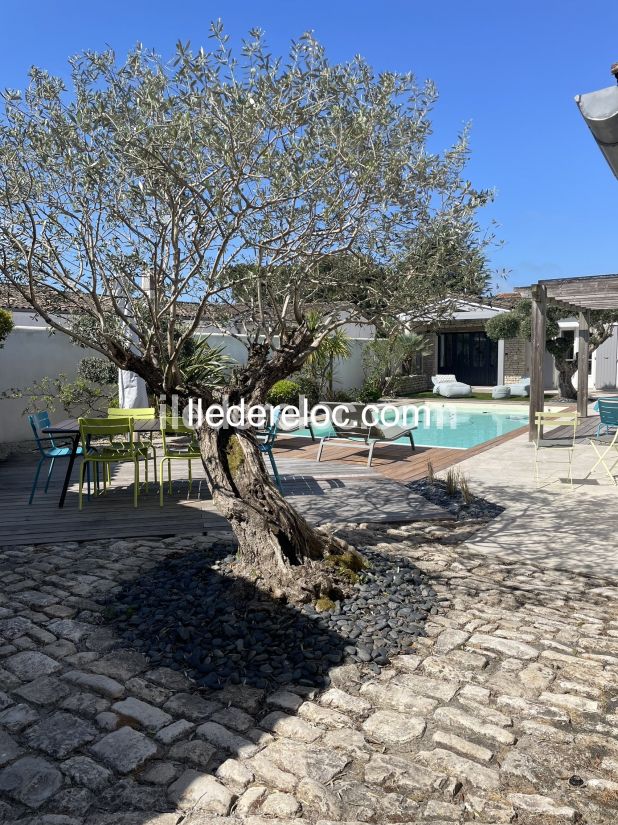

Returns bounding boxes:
[78,417,147,509]
[159,416,201,506]
[107,407,157,482]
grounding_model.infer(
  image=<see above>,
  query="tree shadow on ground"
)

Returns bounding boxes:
[103,540,349,693]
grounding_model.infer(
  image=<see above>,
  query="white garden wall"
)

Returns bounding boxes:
[0,323,371,444]
[200,332,368,395]
[0,323,100,443]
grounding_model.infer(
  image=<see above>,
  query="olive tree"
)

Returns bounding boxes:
[0,28,492,599]
[486,300,618,400]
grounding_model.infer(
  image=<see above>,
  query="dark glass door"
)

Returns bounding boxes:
[438,331,498,386]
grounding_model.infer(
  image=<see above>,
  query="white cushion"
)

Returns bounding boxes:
[509,384,530,397]
[492,385,511,399]
[431,374,457,386]
[436,382,472,398]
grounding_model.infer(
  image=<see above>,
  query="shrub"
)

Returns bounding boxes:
[8,374,115,417]
[445,468,458,496]
[363,333,432,394]
[426,459,435,485]
[357,380,382,404]
[292,373,317,405]
[267,379,301,407]
[0,309,13,348]
[459,473,473,505]
[444,467,474,503]
[4,355,118,417]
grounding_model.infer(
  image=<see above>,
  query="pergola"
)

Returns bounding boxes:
[516,274,618,439]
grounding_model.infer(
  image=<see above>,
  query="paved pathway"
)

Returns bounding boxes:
[447,412,618,579]
[2,520,618,822]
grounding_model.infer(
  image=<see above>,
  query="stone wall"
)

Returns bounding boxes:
[419,335,437,380]
[387,333,437,396]
[503,337,528,384]
[391,374,433,396]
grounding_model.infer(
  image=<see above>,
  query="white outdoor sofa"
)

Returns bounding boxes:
[508,377,531,398]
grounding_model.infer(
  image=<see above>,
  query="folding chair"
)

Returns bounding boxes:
[588,428,618,485]
[594,398,618,438]
[533,410,578,489]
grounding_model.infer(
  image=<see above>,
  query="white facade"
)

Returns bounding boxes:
[0,323,100,443]
[591,324,618,390]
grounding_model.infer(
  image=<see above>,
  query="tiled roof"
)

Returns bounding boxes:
[0,283,370,328]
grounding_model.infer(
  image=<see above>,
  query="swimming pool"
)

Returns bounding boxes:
[290,403,529,450]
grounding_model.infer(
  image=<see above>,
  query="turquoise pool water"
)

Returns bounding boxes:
[292,405,529,450]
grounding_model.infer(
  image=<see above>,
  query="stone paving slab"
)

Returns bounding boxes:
[292,477,453,524]
[1,523,618,822]
[446,428,618,579]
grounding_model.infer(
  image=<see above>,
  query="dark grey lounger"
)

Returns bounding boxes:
[316,402,416,466]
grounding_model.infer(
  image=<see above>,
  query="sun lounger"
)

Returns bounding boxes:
[316,402,416,466]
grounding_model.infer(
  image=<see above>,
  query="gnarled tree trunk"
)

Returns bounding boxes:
[198,423,346,602]
[556,362,577,400]
[547,338,578,400]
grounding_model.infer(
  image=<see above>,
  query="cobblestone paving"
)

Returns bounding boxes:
[1,522,618,823]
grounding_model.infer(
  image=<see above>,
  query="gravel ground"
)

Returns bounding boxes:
[105,542,440,690]
[3,522,618,823]
[406,476,505,520]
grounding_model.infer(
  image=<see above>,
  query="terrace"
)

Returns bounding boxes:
[2,279,618,823]
[0,437,452,547]
[1,403,618,823]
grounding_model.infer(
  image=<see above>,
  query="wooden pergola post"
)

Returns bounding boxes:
[529,283,547,441]
[577,312,590,418]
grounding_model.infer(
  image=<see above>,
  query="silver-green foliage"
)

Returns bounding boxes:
[486,300,618,399]
[0,26,493,402]
[363,332,432,393]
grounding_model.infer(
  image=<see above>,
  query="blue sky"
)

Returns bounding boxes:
[1,0,617,292]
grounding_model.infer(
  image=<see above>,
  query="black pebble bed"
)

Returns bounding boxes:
[104,542,438,692]
[407,477,504,520]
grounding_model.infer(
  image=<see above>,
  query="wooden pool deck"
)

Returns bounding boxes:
[0,440,454,547]
[273,419,532,483]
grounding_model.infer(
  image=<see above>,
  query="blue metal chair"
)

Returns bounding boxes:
[595,398,618,437]
[257,407,283,492]
[28,411,84,505]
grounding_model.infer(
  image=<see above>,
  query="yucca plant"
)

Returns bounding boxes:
[302,311,352,400]
[179,337,235,390]
[363,332,432,395]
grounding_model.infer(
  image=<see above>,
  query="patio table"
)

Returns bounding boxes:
[42,418,161,508]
